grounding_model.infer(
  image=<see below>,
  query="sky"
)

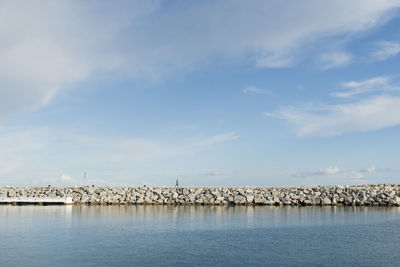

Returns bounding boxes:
[1,0,400,187]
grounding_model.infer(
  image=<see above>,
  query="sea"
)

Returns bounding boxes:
[1,205,400,266]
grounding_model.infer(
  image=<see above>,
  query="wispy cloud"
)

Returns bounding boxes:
[255,53,295,68]
[0,1,162,121]
[360,165,376,173]
[295,166,341,176]
[41,174,79,186]
[317,51,352,70]
[60,174,77,184]
[274,95,400,136]
[191,132,240,148]
[330,76,399,98]
[269,76,400,136]
[204,170,224,176]
[292,165,376,179]
[243,86,273,95]
[0,1,399,120]
[0,127,239,186]
[371,41,400,61]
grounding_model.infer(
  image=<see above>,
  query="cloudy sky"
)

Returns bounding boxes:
[1,0,400,187]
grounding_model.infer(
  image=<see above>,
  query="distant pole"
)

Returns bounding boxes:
[176,178,179,187]
[83,172,87,186]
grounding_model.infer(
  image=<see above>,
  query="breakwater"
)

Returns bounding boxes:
[1,185,400,206]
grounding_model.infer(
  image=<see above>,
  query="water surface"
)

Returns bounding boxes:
[1,205,400,266]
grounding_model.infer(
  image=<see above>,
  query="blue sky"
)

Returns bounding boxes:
[1,0,400,187]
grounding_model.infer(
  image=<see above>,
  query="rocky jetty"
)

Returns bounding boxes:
[1,185,400,206]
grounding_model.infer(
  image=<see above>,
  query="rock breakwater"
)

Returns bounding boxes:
[1,185,400,206]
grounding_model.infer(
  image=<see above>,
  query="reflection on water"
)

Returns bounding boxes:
[2,205,400,229]
[1,205,400,266]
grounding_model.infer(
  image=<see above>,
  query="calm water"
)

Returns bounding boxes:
[1,205,400,266]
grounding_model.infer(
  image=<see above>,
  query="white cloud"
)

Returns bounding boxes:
[274,95,400,136]
[351,171,365,179]
[360,165,376,173]
[293,165,377,179]
[39,174,79,186]
[351,178,368,184]
[360,165,377,173]
[366,165,376,173]
[191,132,240,148]
[60,174,76,183]
[243,86,273,95]
[323,166,341,175]
[0,0,161,121]
[269,76,400,136]
[371,41,400,61]
[293,166,341,177]
[318,51,352,70]
[0,1,399,120]
[331,76,398,98]
[255,53,295,68]
[204,171,223,176]
[0,127,239,185]
[0,127,44,176]
[342,77,389,89]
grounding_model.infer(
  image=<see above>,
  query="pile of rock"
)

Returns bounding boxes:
[1,184,400,206]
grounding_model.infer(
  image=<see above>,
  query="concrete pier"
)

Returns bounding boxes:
[0,197,73,205]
